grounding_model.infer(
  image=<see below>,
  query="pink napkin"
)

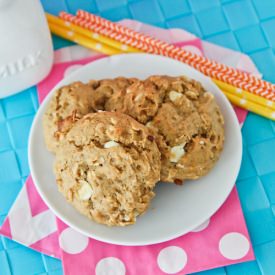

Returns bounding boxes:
[0,20,257,274]
[57,189,253,275]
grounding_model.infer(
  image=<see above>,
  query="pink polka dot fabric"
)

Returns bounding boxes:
[57,189,253,275]
[57,189,254,275]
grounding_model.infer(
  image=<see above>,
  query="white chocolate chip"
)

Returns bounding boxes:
[169,90,183,101]
[170,143,185,163]
[134,93,143,102]
[110,117,117,124]
[104,140,120,148]
[176,163,185,168]
[146,121,152,127]
[124,215,130,221]
[78,181,93,201]
[199,141,205,145]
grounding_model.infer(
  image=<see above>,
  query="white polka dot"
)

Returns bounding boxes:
[191,218,210,232]
[181,45,203,56]
[271,112,275,118]
[240,99,247,105]
[92,33,99,39]
[95,43,102,49]
[64,64,83,77]
[266,101,273,107]
[236,88,243,94]
[157,246,187,274]
[65,21,71,27]
[219,232,250,260]
[121,44,128,51]
[59,228,89,254]
[67,31,74,37]
[96,257,126,275]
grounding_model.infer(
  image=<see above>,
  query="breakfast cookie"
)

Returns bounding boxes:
[146,76,224,183]
[43,82,94,153]
[54,112,161,226]
[91,76,224,183]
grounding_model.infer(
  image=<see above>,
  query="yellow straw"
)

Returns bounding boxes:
[214,79,275,111]
[48,23,122,55]
[46,13,140,54]
[46,14,275,121]
[223,90,275,120]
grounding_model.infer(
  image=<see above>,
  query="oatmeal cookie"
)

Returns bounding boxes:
[43,82,94,153]
[54,112,161,226]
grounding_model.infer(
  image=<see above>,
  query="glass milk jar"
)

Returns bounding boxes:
[0,0,53,97]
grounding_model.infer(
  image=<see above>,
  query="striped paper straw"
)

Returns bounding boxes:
[73,10,275,100]
[77,10,275,93]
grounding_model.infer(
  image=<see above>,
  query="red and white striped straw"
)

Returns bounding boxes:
[59,11,275,101]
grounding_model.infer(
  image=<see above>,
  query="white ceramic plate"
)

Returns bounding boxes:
[29,54,242,246]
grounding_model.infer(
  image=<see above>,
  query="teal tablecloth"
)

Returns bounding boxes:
[0,1,275,274]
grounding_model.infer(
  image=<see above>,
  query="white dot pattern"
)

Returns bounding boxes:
[67,31,74,37]
[121,44,128,51]
[59,228,89,254]
[157,246,187,274]
[191,219,210,232]
[95,43,102,49]
[96,257,126,275]
[219,232,249,260]
[236,88,243,94]
[240,99,247,105]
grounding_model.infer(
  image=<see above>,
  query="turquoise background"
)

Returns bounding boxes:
[0,0,275,274]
